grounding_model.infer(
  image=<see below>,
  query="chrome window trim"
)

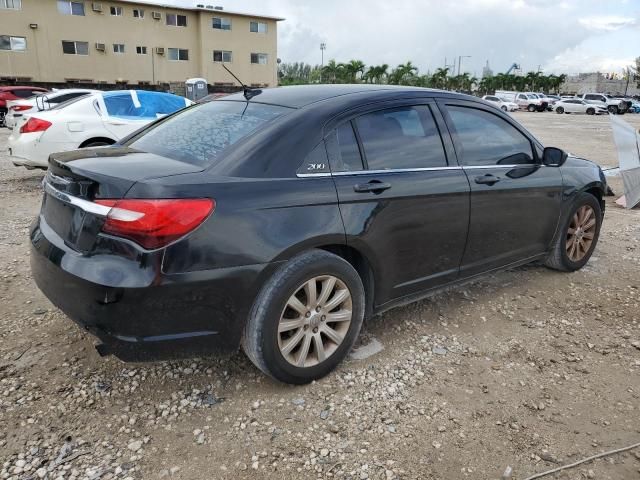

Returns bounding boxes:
[296,164,539,178]
[43,181,111,217]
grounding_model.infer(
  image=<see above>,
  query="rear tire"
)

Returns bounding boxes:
[545,192,602,272]
[242,250,365,384]
[501,105,508,112]
[586,108,595,115]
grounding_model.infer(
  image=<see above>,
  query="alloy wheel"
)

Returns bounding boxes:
[566,205,596,262]
[278,275,353,368]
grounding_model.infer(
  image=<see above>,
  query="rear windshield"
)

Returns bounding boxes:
[126,101,292,167]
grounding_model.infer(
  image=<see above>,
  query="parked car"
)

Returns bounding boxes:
[8,90,192,169]
[5,89,98,129]
[554,99,608,115]
[482,95,519,112]
[539,94,560,111]
[0,85,49,127]
[495,90,547,112]
[30,85,607,384]
[575,93,631,114]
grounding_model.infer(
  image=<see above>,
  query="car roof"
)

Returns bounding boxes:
[219,84,440,108]
[101,90,181,98]
[0,86,48,91]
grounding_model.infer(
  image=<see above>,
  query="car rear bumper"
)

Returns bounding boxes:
[30,214,278,361]
[8,133,77,169]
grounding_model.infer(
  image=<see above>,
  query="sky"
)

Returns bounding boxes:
[139,0,639,76]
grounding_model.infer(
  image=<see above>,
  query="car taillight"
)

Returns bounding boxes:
[20,117,52,134]
[10,105,31,112]
[94,198,215,249]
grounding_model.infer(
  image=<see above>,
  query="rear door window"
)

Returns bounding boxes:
[354,105,447,170]
[446,105,534,166]
[333,122,364,172]
[127,101,292,167]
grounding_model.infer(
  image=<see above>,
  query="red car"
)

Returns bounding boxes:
[0,86,50,127]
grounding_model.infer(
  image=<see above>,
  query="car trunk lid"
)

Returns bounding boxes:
[42,147,204,253]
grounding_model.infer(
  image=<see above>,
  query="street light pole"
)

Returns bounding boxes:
[458,55,471,76]
[320,42,326,83]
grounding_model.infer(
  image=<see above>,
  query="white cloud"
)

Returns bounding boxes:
[133,0,640,75]
[578,15,637,31]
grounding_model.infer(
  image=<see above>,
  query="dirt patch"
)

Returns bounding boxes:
[1,113,639,480]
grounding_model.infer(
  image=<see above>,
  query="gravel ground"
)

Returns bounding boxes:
[1,112,639,480]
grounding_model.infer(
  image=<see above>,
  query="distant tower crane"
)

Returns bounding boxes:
[505,63,521,75]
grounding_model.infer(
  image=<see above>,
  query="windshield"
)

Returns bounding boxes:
[127,101,292,167]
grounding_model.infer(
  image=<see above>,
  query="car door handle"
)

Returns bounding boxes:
[107,121,127,126]
[353,181,391,193]
[474,174,501,185]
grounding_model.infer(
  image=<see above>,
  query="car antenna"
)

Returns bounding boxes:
[221,63,262,101]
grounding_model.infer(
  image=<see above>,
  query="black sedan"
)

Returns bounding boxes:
[31,85,606,384]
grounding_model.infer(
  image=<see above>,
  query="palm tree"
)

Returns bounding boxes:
[340,60,366,83]
[388,61,419,85]
[366,64,389,84]
[430,67,449,89]
[322,60,341,84]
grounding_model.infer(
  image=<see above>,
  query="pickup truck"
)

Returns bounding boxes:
[575,93,631,114]
[495,90,548,112]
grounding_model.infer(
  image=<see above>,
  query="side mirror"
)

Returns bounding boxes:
[542,147,568,167]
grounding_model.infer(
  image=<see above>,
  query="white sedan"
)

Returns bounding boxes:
[482,95,519,112]
[8,90,193,169]
[5,89,98,129]
[554,99,608,115]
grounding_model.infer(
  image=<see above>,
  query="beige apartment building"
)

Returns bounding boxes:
[0,0,282,86]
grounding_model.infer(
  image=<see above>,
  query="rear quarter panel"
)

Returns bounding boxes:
[125,174,345,274]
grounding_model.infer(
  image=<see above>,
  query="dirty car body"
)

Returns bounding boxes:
[30,85,607,363]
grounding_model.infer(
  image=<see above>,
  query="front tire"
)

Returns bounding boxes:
[527,104,536,112]
[501,105,508,112]
[243,250,365,384]
[586,108,595,115]
[608,105,619,114]
[556,107,564,114]
[545,192,602,272]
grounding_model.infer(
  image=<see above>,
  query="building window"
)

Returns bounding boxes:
[166,14,187,27]
[62,40,89,55]
[212,17,231,30]
[213,50,232,62]
[250,53,268,65]
[133,8,144,18]
[167,48,188,61]
[0,35,26,51]
[0,0,22,10]
[113,43,125,53]
[136,46,147,54]
[57,0,85,15]
[110,6,122,16]
[250,21,267,33]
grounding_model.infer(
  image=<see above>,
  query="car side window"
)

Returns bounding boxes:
[354,105,447,170]
[332,122,364,172]
[446,105,534,167]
